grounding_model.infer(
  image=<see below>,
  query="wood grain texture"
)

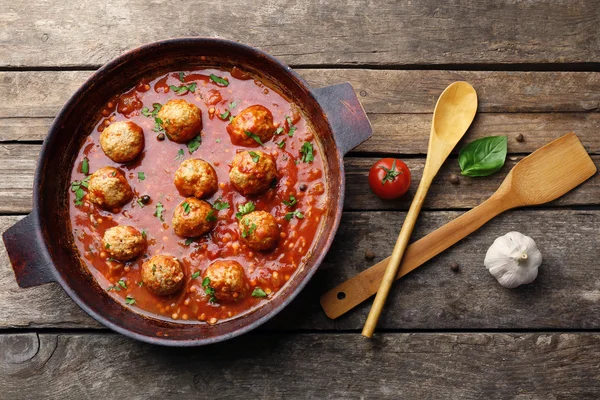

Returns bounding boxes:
[3,113,600,156]
[1,332,600,399]
[1,70,599,119]
[2,210,600,330]
[2,0,599,68]
[1,144,598,213]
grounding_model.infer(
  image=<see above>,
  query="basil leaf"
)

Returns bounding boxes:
[458,136,508,177]
[209,74,229,86]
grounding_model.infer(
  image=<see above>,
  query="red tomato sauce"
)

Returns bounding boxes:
[68,68,328,324]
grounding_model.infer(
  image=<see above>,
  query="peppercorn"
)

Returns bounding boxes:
[157,133,166,141]
[516,134,524,142]
[449,173,459,184]
[299,183,308,191]
[365,250,375,260]
[140,195,151,205]
[450,262,460,272]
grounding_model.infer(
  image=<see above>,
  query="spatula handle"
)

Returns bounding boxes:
[321,194,512,320]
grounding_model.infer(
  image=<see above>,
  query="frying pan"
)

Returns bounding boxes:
[2,38,372,346]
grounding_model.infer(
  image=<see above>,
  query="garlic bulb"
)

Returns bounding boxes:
[484,231,542,288]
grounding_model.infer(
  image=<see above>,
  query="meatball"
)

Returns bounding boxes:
[227,105,275,146]
[99,121,145,163]
[229,150,277,195]
[141,255,184,296]
[87,167,133,210]
[172,197,217,237]
[204,260,249,302]
[174,159,218,199]
[239,211,280,251]
[102,225,146,261]
[157,99,202,143]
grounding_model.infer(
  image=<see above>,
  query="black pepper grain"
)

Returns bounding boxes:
[516,134,524,142]
[365,250,375,260]
[140,195,151,205]
[450,262,460,272]
[157,133,166,141]
[299,183,308,191]
[449,173,459,184]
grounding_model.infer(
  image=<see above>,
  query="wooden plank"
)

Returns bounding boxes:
[4,113,600,157]
[2,0,599,68]
[1,70,599,119]
[1,332,600,399]
[2,210,599,330]
[1,144,598,213]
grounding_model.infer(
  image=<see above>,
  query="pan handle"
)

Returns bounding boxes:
[312,83,372,156]
[2,213,56,288]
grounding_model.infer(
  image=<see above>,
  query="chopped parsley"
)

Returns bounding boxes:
[125,295,136,305]
[153,117,165,133]
[276,140,285,148]
[138,171,145,181]
[213,197,230,210]
[81,158,89,175]
[105,243,111,249]
[245,130,264,146]
[275,126,284,135]
[111,171,117,177]
[137,281,144,287]
[117,279,127,289]
[241,220,257,238]
[229,101,237,109]
[202,277,217,303]
[282,195,297,207]
[169,82,197,94]
[248,151,260,163]
[179,71,185,82]
[209,74,229,86]
[182,201,191,215]
[286,116,296,137]
[191,271,200,279]
[154,202,165,221]
[175,148,185,160]
[185,238,194,246]
[300,142,314,163]
[285,210,304,221]
[107,285,121,292]
[216,138,221,143]
[70,176,90,206]
[187,135,201,153]
[219,110,230,120]
[141,230,147,239]
[235,201,255,219]
[206,209,217,222]
[137,198,145,208]
[252,288,267,298]
[142,103,162,117]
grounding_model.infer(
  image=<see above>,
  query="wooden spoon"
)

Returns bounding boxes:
[361,82,478,337]
[322,133,597,320]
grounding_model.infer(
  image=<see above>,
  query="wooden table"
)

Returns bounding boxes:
[1,1,600,398]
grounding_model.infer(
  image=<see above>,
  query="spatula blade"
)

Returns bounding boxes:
[508,133,596,206]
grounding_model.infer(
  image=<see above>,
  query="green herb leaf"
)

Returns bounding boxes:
[213,198,230,210]
[282,195,297,207]
[182,201,191,215]
[107,285,121,292]
[285,210,304,221]
[286,116,296,137]
[191,271,200,279]
[229,101,237,109]
[179,71,185,82]
[219,110,230,120]
[187,135,202,154]
[142,103,162,117]
[380,160,401,185]
[209,74,229,86]
[248,151,260,163]
[169,82,197,94]
[141,107,150,117]
[125,295,136,305]
[245,130,264,146]
[235,201,255,219]
[458,136,508,177]
[137,198,145,208]
[300,142,314,163]
[252,288,267,298]
[241,221,257,238]
[138,281,144,287]
[153,116,165,132]
[202,277,210,288]
[141,230,147,239]
[154,202,165,221]
[216,138,221,143]
[81,158,89,175]
[105,243,111,249]
[206,209,217,222]
[118,279,127,289]
[185,238,194,246]
[175,148,185,160]
[276,140,285,148]
[202,276,217,303]
[138,171,145,181]
[275,126,284,135]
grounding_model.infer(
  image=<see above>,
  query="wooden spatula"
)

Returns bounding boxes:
[321,133,597,320]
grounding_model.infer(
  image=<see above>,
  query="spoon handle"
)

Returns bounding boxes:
[361,179,431,337]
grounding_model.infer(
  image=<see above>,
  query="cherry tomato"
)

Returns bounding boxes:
[368,158,411,199]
